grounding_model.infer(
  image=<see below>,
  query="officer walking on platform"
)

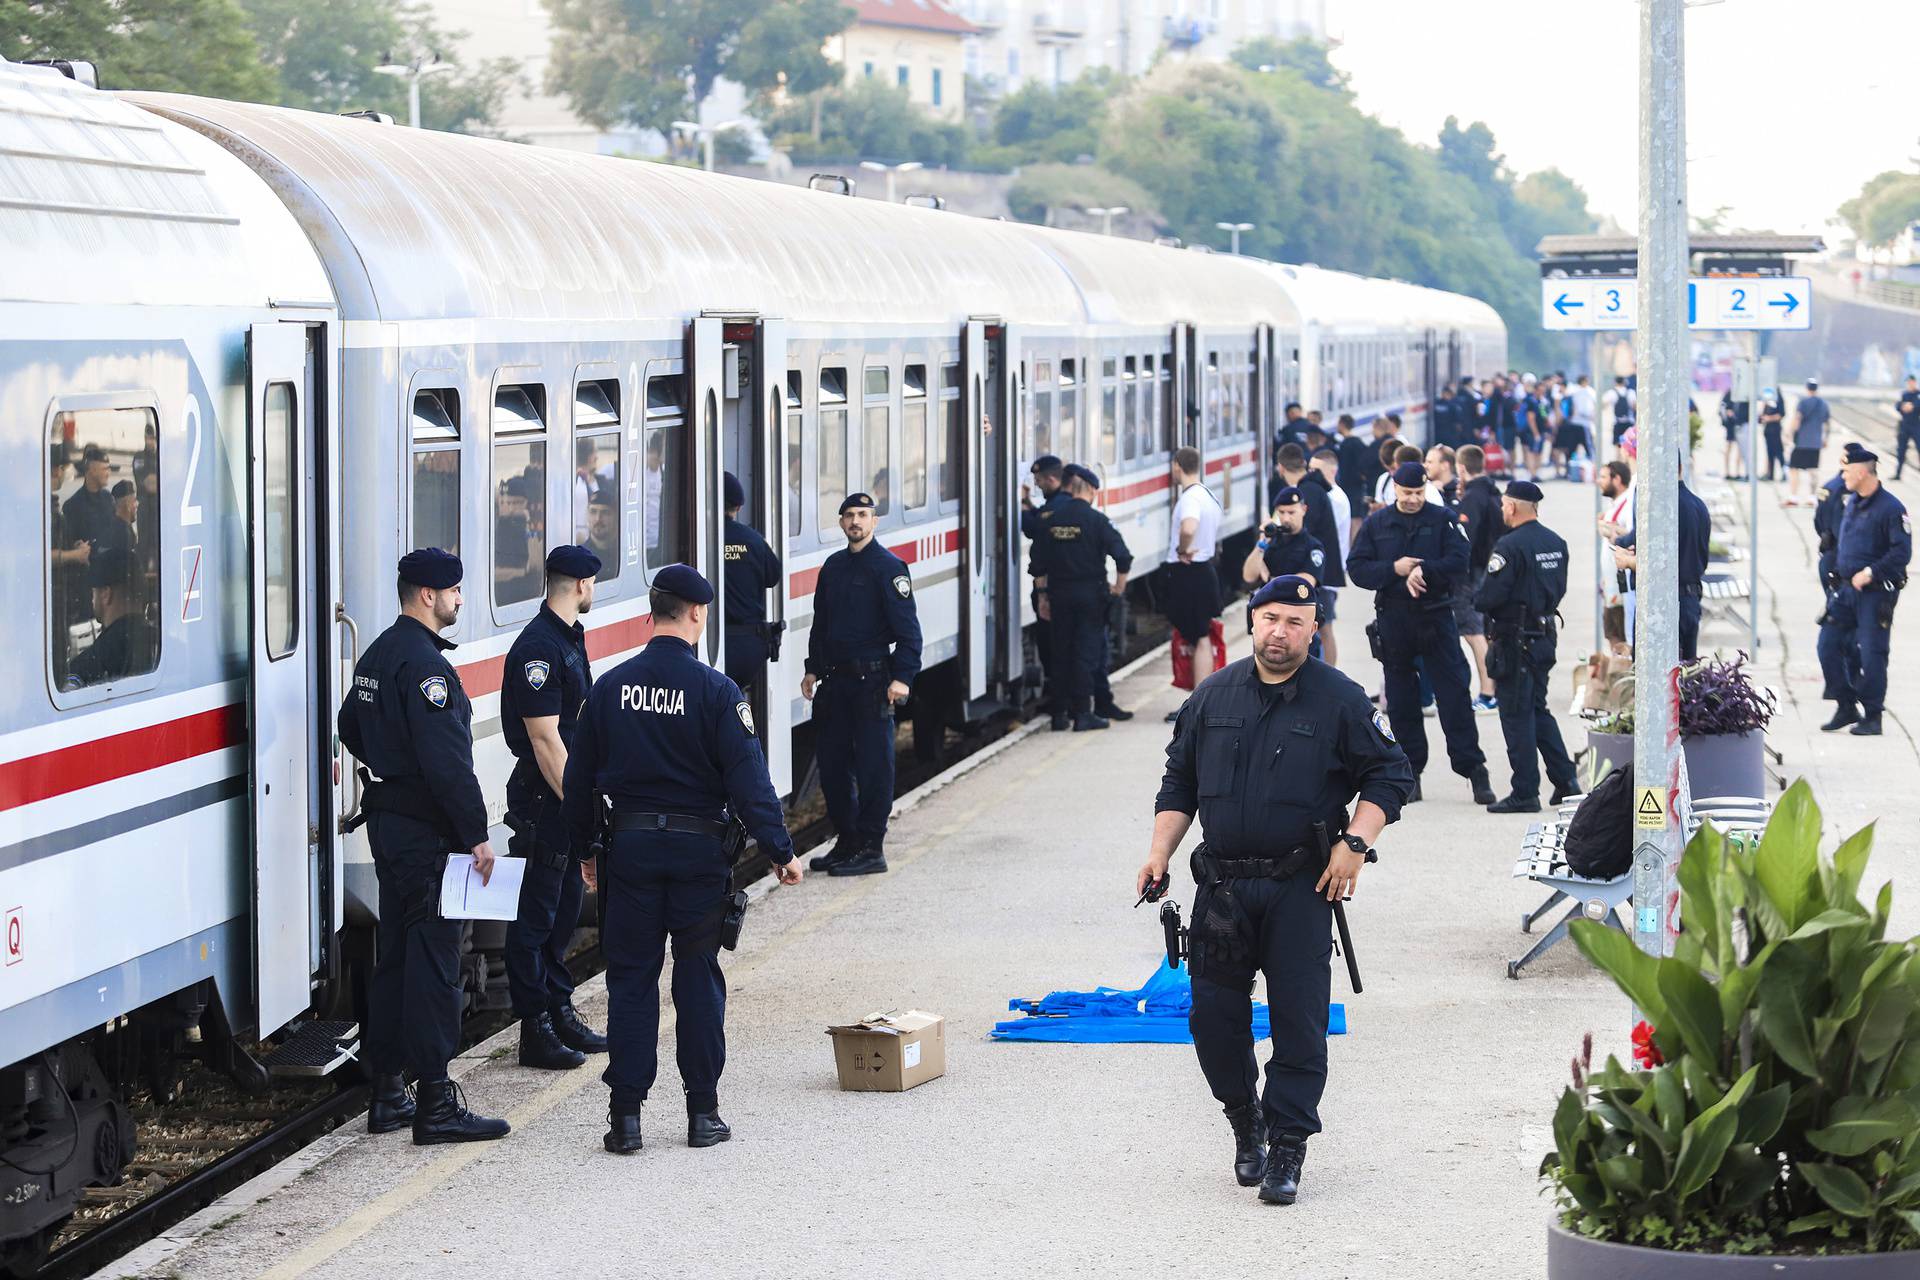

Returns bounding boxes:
[1817,444,1911,736]
[803,493,923,876]
[338,549,510,1145]
[1473,482,1578,813]
[721,471,782,713]
[1022,454,1068,714]
[1139,574,1414,1205]
[563,565,802,1154]
[1895,376,1920,480]
[1045,464,1133,732]
[1611,466,1711,660]
[1346,462,1495,805]
[500,545,610,1072]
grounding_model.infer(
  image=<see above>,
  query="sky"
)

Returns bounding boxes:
[1328,0,1913,242]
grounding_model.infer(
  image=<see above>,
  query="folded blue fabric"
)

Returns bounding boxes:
[990,961,1347,1043]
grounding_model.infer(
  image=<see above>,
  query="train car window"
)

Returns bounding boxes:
[572,379,621,582]
[1203,351,1220,445]
[938,362,961,504]
[412,388,459,441]
[1099,358,1117,467]
[1057,358,1078,460]
[643,421,689,575]
[47,405,161,693]
[818,367,848,531]
[903,364,928,510]
[493,383,546,434]
[785,374,803,540]
[1160,359,1175,454]
[1033,386,1053,458]
[263,382,299,660]
[574,379,619,429]
[411,456,461,556]
[647,376,684,416]
[492,438,546,608]
[863,365,891,517]
[1121,357,1138,462]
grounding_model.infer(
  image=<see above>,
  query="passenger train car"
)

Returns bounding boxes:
[0,58,1503,1264]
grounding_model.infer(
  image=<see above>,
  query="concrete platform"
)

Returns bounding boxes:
[106,451,1919,1280]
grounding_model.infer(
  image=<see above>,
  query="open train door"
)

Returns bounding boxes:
[246,322,321,1035]
[1423,328,1441,443]
[989,324,1023,693]
[1169,322,1191,522]
[1255,323,1274,503]
[958,319,991,702]
[687,315,727,667]
[751,317,794,796]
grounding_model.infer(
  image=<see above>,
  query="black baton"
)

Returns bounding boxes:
[1313,822,1363,994]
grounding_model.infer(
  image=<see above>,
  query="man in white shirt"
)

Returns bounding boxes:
[1561,375,1598,474]
[1596,459,1636,647]
[1165,447,1225,718]
[1309,446,1352,664]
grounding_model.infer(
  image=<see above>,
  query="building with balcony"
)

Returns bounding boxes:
[828,0,980,122]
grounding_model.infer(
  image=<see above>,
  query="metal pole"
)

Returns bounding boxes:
[408,75,421,130]
[1593,333,1607,655]
[1747,336,1761,651]
[1632,0,1687,963]
[703,133,715,172]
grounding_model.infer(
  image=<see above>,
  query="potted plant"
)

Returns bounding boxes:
[1680,653,1774,800]
[1586,705,1635,782]
[1541,782,1920,1274]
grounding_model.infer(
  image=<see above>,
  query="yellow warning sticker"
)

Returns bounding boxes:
[1634,786,1667,830]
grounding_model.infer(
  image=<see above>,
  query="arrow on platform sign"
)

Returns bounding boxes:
[1553,293,1582,316]
[1769,293,1800,315]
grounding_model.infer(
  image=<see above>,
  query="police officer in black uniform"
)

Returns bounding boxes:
[500,545,609,1072]
[1473,481,1578,813]
[1817,444,1911,736]
[1140,574,1413,1206]
[1021,455,1068,722]
[1612,470,1712,660]
[64,546,148,689]
[1346,462,1494,804]
[1241,486,1325,656]
[1814,463,1849,588]
[563,564,801,1155]
[803,493,923,876]
[721,471,782,713]
[1045,464,1133,732]
[1893,376,1920,481]
[338,549,509,1145]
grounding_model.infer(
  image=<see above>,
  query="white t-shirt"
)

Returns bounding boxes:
[1170,481,1222,563]
[1374,473,1444,508]
[1568,384,1597,427]
[1322,481,1353,561]
[1606,481,1636,533]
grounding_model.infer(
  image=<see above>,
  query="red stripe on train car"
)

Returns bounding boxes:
[454,612,658,696]
[0,703,246,812]
[789,528,958,600]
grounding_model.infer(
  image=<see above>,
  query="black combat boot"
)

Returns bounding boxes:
[604,1109,643,1155]
[1050,711,1071,732]
[1469,766,1496,806]
[1258,1134,1308,1205]
[1072,712,1111,732]
[1095,701,1135,721]
[1549,780,1581,806]
[809,835,858,871]
[551,1003,609,1054]
[1850,716,1883,736]
[367,1073,414,1134]
[829,842,889,877]
[1821,704,1860,732]
[1487,793,1541,814]
[1224,1103,1268,1187]
[687,1112,732,1148]
[519,1012,587,1070]
[412,1080,510,1146]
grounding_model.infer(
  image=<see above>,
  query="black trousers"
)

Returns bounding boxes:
[723,626,767,700]
[1188,874,1334,1139]
[1162,560,1222,644]
[814,672,896,843]
[1818,585,1896,716]
[1049,579,1109,714]
[1493,648,1575,800]
[1763,425,1785,479]
[364,813,462,1084]
[601,829,729,1115]
[1680,594,1701,661]
[1896,426,1920,478]
[1377,607,1485,777]
[503,781,583,1020]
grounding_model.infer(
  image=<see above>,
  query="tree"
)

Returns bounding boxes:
[1229,35,1350,94]
[767,78,967,167]
[991,69,1123,165]
[5,0,279,101]
[1840,169,1920,247]
[545,0,853,135]
[1007,163,1158,228]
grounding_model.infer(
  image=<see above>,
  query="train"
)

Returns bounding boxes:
[0,56,1504,1268]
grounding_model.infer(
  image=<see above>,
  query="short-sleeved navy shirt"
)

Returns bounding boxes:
[501,603,593,766]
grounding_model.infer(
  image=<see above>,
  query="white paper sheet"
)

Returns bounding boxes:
[438,854,526,921]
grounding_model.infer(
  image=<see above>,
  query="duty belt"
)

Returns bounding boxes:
[1195,843,1316,883]
[610,811,732,839]
[824,660,886,678]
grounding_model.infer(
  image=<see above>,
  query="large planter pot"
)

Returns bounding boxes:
[1549,1220,1920,1277]
[1682,728,1766,800]
[1586,730,1634,778]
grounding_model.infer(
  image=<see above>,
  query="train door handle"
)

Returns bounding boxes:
[335,604,361,834]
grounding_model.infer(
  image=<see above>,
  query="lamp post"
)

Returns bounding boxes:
[1085,205,1129,236]
[858,159,924,202]
[374,52,454,129]
[1216,221,1254,255]
[670,119,749,172]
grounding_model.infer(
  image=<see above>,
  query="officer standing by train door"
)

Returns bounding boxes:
[721,471,782,726]
[1046,464,1133,732]
[1021,455,1068,726]
[563,565,802,1154]
[1345,463,1495,805]
[1817,444,1911,737]
[1473,482,1578,812]
[338,549,510,1145]
[500,545,609,1072]
[1138,575,1413,1205]
[803,493,922,876]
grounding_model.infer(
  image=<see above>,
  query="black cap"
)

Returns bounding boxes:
[545,544,602,579]
[1842,442,1878,465]
[1063,463,1101,490]
[88,544,132,590]
[838,492,876,515]
[111,480,136,499]
[1030,454,1064,476]
[723,471,745,509]
[503,474,532,499]
[588,488,615,508]
[398,547,463,590]
[651,563,714,605]
[1271,485,1304,507]
[1391,461,1427,489]
[1504,479,1545,503]
[1249,575,1318,610]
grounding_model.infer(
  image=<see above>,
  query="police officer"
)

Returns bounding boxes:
[803,493,923,875]
[1612,469,1711,660]
[1022,455,1069,725]
[337,549,509,1145]
[1242,487,1325,588]
[1345,462,1495,805]
[1473,481,1578,813]
[1045,464,1133,732]
[1814,463,1848,588]
[500,545,609,1072]
[1895,376,1920,481]
[563,565,801,1154]
[64,545,147,689]
[721,471,782,711]
[1138,575,1413,1206]
[1817,444,1911,736]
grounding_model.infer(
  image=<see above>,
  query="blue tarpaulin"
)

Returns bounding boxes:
[989,961,1347,1043]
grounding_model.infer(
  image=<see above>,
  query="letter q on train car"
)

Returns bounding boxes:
[5,907,21,967]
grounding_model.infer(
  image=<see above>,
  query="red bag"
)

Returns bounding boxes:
[1480,431,1510,477]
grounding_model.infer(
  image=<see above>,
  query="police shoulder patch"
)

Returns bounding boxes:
[1487,553,1506,573]
[523,659,550,691]
[419,675,449,708]
[1904,513,1912,535]
[1310,548,1324,566]
[1372,709,1396,742]
[893,574,912,598]
[736,700,756,736]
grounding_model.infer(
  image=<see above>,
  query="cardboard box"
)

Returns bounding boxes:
[827,1010,946,1092]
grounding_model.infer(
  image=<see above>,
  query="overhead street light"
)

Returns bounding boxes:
[374,52,454,129]
[1216,221,1254,255]
[671,119,749,172]
[859,159,924,202]
[1085,205,1129,236]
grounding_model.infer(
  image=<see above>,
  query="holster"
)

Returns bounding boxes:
[764,619,787,663]
[590,794,611,934]
[1364,619,1384,662]
[717,890,750,951]
[1485,629,1519,681]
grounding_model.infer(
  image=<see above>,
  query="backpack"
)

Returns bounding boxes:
[1613,389,1635,425]
[1564,762,1633,880]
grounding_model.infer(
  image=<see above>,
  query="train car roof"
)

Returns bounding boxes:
[124,93,1097,330]
[1260,262,1505,337]
[0,61,328,309]
[1006,225,1298,331]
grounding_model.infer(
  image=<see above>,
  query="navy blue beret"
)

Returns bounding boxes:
[545,543,602,579]
[398,547,463,589]
[1063,463,1101,490]
[1391,461,1428,489]
[651,562,714,605]
[1271,485,1304,507]
[1249,575,1319,610]
[1842,442,1877,465]
[88,544,133,589]
[723,471,745,509]
[588,487,614,508]
[1504,479,1545,503]
[839,492,876,514]
[1029,454,1064,475]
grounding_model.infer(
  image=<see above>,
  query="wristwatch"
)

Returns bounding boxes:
[1337,832,1379,863]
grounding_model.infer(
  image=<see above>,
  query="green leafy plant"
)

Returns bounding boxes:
[1542,781,1920,1255]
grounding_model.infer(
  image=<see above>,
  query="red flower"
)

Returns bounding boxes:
[1631,1020,1665,1068]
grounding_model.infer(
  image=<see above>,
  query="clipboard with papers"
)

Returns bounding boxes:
[439,854,527,921]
